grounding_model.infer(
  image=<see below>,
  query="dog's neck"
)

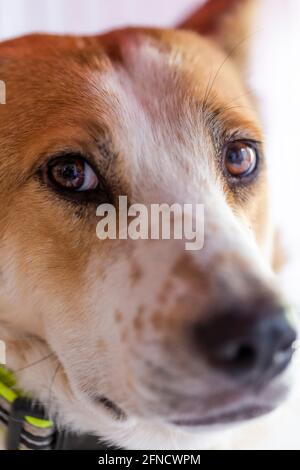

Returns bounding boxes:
[0,323,228,450]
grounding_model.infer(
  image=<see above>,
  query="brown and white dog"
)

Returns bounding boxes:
[0,0,298,450]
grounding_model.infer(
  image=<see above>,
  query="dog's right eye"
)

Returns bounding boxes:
[46,155,99,192]
[40,153,112,204]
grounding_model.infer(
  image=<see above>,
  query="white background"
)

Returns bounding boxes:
[0,0,299,448]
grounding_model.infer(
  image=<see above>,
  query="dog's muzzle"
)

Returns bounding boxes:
[190,303,297,385]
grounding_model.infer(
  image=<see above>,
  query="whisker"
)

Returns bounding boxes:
[220,89,256,108]
[201,30,260,114]
[219,104,257,113]
[47,362,61,408]
[13,352,56,373]
[201,68,214,115]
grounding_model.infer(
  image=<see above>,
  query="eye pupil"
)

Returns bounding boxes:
[50,158,85,190]
[228,149,244,164]
[61,164,78,180]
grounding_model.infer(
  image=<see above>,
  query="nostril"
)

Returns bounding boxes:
[235,344,256,365]
[231,343,256,366]
[214,340,258,372]
[191,307,297,381]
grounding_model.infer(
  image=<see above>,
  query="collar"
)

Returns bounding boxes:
[0,366,119,450]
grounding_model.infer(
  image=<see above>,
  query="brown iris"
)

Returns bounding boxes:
[48,156,85,190]
[224,142,257,177]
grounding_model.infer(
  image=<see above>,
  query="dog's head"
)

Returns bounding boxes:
[0,0,297,447]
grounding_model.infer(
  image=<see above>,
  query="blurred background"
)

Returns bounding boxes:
[0,0,299,448]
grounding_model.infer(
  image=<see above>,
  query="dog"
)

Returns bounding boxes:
[0,0,298,450]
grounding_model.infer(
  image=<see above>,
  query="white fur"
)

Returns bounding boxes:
[0,31,298,451]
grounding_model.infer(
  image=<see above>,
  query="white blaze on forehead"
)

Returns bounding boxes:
[88,39,273,279]
[88,39,215,202]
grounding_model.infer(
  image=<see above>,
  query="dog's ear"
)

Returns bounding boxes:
[178,0,259,71]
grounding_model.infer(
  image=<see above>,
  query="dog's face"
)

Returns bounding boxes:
[0,0,297,444]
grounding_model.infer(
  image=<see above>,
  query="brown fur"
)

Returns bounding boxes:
[0,0,293,450]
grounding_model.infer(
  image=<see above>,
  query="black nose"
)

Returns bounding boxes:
[192,307,296,383]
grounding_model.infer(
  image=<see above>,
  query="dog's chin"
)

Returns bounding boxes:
[169,404,273,429]
[166,380,290,431]
[78,369,292,433]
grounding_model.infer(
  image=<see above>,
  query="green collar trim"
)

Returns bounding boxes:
[0,365,53,429]
[0,366,20,403]
[0,366,116,450]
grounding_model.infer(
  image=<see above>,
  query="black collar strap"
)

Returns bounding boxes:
[0,367,119,450]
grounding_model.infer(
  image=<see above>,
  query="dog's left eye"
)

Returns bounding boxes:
[46,155,99,192]
[224,141,257,178]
